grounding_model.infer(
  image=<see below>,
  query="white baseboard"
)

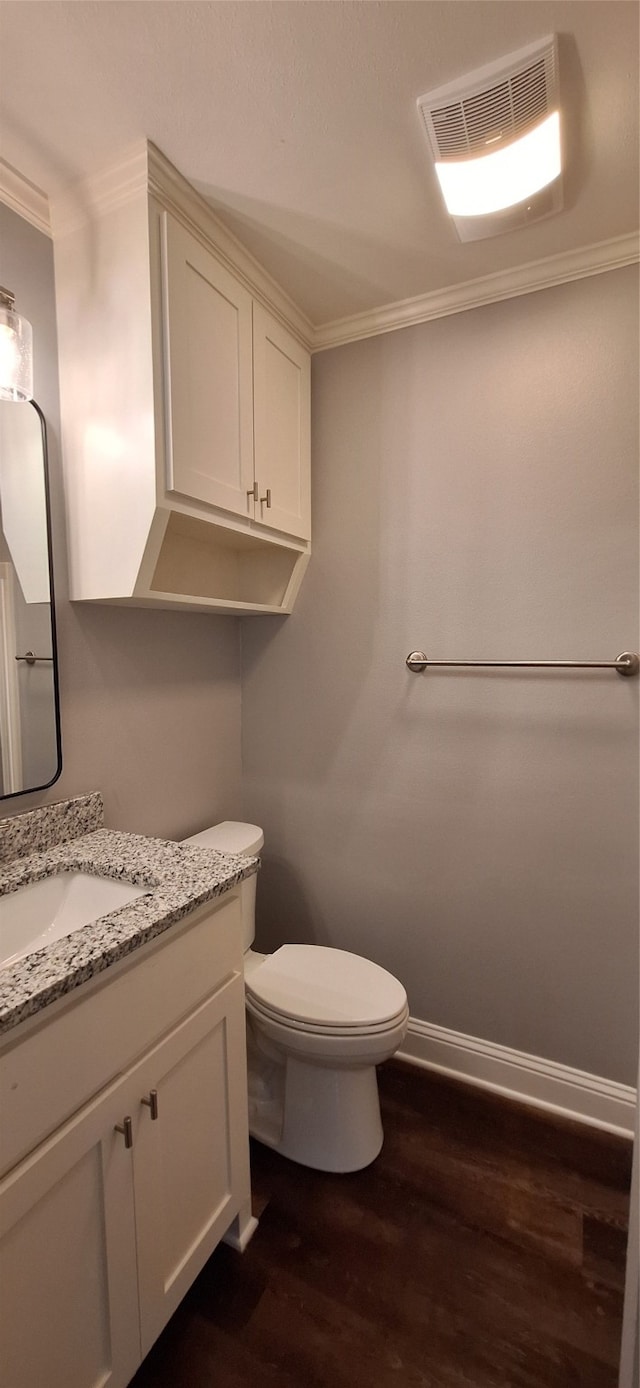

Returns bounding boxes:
[397,1018,637,1139]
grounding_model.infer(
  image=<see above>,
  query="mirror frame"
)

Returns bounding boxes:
[0,400,62,799]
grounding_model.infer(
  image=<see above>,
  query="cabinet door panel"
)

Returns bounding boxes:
[253,303,311,540]
[0,1088,140,1388]
[161,213,255,515]
[133,976,250,1356]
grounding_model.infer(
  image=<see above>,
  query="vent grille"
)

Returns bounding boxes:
[419,38,558,161]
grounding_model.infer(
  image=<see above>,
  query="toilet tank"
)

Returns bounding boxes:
[182,821,264,953]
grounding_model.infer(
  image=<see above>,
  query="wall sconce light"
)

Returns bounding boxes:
[0,287,33,402]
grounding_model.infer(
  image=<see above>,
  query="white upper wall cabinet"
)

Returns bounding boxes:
[161,216,311,542]
[52,142,313,615]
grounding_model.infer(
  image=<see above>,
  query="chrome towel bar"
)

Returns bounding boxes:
[406,650,640,677]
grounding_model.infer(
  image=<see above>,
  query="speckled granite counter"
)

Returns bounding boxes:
[0,827,258,1037]
[0,791,104,865]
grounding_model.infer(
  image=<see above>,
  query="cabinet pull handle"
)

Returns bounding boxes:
[246,482,259,502]
[115,1116,133,1149]
[260,488,272,508]
[141,1089,159,1120]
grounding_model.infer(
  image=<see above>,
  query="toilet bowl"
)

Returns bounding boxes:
[183,821,409,1172]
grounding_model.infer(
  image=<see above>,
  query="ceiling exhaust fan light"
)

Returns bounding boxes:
[435,111,561,219]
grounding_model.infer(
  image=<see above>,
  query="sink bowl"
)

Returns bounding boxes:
[0,871,147,969]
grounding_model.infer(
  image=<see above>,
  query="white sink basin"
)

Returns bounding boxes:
[0,871,148,969]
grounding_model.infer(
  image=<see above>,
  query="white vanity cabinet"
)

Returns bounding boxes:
[53,142,312,616]
[0,890,254,1388]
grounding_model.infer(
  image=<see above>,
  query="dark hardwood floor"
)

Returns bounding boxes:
[130,1061,632,1388]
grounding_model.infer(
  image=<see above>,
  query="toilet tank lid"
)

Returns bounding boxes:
[184,820,264,856]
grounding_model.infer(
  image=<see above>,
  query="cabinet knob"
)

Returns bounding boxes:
[260,488,272,508]
[141,1089,159,1120]
[246,482,259,502]
[114,1116,133,1149]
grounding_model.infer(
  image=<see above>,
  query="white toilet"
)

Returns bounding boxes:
[184,821,409,1173]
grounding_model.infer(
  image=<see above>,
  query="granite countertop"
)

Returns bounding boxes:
[0,828,258,1037]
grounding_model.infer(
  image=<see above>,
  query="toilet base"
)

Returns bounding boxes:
[249,1053,384,1173]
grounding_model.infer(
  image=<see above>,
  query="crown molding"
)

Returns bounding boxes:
[0,159,51,237]
[146,142,314,350]
[4,142,637,354]
[49,142,149,238]
[48,140,314,350]
[312,232,640,352]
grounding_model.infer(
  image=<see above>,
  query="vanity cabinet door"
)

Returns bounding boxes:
[132,973,250,1357]
[161,212,255,517]
[252,302,311,541]
[0,1080,140,1388]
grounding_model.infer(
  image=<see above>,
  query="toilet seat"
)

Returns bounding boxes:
[246,991,408,1037]
[245,943,408,1031]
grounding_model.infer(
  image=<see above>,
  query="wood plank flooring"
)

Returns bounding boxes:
[130,1061,632,1388]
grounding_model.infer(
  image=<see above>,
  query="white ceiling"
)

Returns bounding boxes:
[0,1,638,326]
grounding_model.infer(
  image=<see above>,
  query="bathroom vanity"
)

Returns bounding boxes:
[0,795,258,1388]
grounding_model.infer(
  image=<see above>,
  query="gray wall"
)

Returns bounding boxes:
[241,266,640,1085]
[0,202,242,839]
